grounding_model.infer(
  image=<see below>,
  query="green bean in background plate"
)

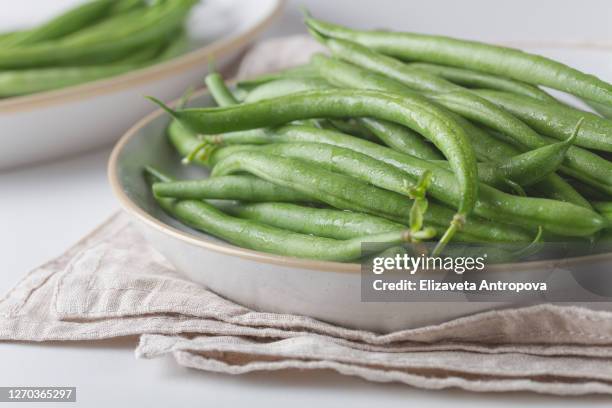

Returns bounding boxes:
[0,0,118,47]
[0,0,197,69]
[0,30,189,97]
[304,16,612,108]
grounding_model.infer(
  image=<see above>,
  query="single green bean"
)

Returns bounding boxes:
[223,202,407,240]
[594,202,612,226]
[407,62,557,102]
[358,118,442,159]
[0,65,136,97]
[451,119,590,208]
[237,65,321,90]
[153,175,314,202]
[205,72,239,107]
[304,16,612,108]
[482,124,578,187]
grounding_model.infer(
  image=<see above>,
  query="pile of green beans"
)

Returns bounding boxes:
[0,0,196,97]
[146,15,612,263]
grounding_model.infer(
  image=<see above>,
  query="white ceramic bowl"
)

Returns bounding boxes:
[108,88,612,333]
[0,0,283,170]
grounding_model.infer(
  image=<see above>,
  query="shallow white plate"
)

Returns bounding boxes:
[0,0,283,170]
[108,88,612,333]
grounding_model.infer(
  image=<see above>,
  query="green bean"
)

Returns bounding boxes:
[205,72,239,107]
[358,118,442,159]
[473,90,612,153]
[434,130,574,192]
[237,65,321,90]
[304,16,612,108]
[0,0,197,69]
[243,78,333,103]
[586,101,612,119]
[149,88,479,223]
[1,0,118,47]
[205,126,606,236]
[153,175,314,202]
[223,202,407,240]
[209,142,423,198]
[407,62,557,102]
[322,119,377,141]
[594,202,612,225]
[458,121,578,189]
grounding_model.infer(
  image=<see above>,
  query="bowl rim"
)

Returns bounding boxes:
[0,0,285,113]
[108,88,612,275]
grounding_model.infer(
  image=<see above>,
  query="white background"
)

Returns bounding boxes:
[2,1,612,406]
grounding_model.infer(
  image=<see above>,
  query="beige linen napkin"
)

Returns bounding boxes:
[3,36,612,396]
[2,213,612,395]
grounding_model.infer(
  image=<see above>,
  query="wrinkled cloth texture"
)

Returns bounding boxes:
[2,36,612,396]
[3,213,612,396]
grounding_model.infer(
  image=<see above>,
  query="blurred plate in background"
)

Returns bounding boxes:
[0,0,283,170]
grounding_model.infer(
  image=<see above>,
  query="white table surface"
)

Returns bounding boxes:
[2,1,612,406]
